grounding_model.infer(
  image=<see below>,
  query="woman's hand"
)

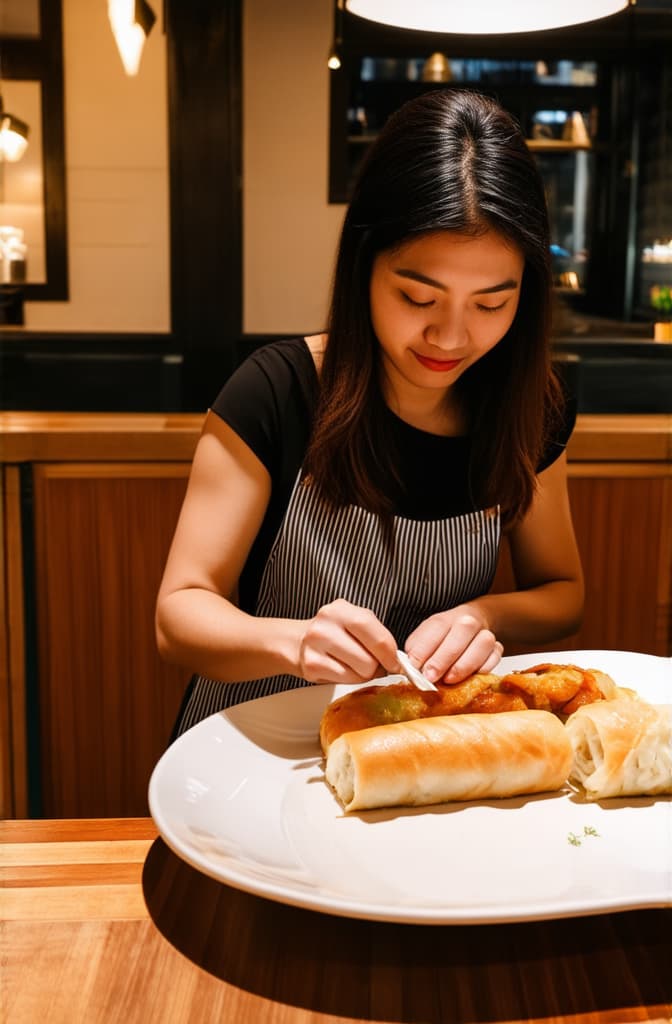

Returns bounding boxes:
[298,599,400,685]
[404,604,503,684]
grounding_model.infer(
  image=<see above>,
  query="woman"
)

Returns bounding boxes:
[156,89,584,737]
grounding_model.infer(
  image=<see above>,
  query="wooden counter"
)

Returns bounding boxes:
[3,817,671,1024]
[568,414,672,461]
[0,412,204,463]
[1,411,671,462]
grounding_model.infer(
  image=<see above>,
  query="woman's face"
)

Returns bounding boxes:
[369,229,525,403]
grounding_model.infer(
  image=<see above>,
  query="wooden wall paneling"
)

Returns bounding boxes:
[1,466,28,817]
[657,475,672,655]
[31,463,191,818]
[567,464,671,657]
[0,467,13,816]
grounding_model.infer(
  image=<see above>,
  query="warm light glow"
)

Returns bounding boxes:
[0,114,29,162]
[0,226,27,284]
[328,52,342,70]
[108,0,155,76]
[345,0,631,34]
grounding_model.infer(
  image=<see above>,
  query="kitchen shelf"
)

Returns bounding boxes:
[526,139,592,151]
[347,135,593,151]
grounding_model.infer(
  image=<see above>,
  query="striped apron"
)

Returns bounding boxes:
[173,473,501,737]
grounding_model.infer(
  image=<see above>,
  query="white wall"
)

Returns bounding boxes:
[22,0,343,335]
[23,0,170,332]
[243,0,345,334]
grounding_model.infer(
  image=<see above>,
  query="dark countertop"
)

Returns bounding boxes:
[555,336,672,355]
[1,326,671,414]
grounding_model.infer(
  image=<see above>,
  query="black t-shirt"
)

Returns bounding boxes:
[211,337,575,611]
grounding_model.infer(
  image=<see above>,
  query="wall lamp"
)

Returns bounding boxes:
[108,0,157,76]
[0,94,29,163]
[344,0,633,34]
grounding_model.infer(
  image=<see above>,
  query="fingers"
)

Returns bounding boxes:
[430,618,499,682]
[479,642,504,674]
[300,599,399,685]
[405,615,450,675]
[301,601,503,688]
[405,608,503,684]
[440,638,504,682]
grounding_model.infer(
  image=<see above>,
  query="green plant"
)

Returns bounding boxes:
[650,284,672,316]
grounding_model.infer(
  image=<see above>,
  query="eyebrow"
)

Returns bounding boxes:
[393,269,519,295]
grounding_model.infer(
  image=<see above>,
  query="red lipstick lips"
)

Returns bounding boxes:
[413,352,461,373]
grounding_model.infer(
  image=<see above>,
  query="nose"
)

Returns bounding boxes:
[423,309,468,350]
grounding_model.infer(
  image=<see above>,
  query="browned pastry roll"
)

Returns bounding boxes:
[498,663,617,715]
[319,674,507,755]
[325,710,573,812]
[320,664,617,755]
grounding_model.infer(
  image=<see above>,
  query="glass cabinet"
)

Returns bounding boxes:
[333,56,600,299]
[329,5,672,324]
[636,58,672,321]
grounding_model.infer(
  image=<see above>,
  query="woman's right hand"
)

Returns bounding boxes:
[298,599,400,685]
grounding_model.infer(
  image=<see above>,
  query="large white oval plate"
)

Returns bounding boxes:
[148,650,672,924]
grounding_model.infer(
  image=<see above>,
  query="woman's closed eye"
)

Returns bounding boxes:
[475,300,508,314]
[400,291,435,308]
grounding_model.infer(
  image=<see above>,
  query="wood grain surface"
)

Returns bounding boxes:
[0,412,204,463]
[31,464,191,818]
[1,465,27,819]
[1,818,671,1024]
[492,466,672,657]
[1,411,671,463]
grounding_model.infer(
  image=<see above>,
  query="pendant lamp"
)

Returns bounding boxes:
[344,0,631,35]
[0,96,29,162]
[108,0,157,76]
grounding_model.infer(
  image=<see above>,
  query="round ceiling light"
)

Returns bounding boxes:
[344,0,631,35]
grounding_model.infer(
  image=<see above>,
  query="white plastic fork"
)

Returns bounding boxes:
[396,649,439,692]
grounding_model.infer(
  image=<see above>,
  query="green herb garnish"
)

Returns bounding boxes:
[567,825,601,847]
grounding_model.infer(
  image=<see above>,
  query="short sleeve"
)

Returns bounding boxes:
[209,338,317,479]
[210,350,280,474]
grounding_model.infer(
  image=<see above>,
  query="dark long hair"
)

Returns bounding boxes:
[304,89,563,528]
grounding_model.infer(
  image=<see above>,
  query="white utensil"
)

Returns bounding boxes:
[396,649,438,692]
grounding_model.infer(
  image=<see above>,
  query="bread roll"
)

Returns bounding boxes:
[325,710,573,812]
[566,698,672,800]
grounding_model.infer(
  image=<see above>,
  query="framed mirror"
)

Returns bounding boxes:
[0,0,68,300]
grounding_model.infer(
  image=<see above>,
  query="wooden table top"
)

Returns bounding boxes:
[2,818,671,1024]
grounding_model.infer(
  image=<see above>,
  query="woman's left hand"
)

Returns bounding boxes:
[404,603,503,684]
